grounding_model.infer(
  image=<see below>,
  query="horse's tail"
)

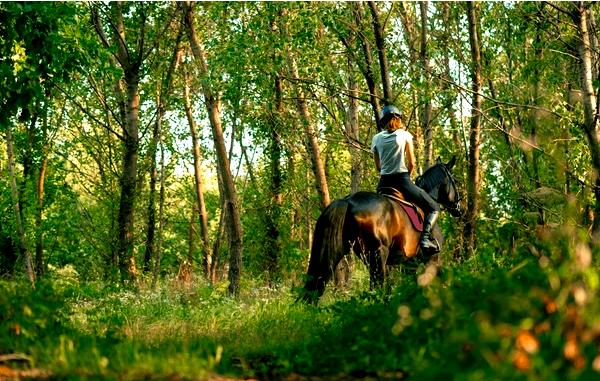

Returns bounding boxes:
[299,199,350,304]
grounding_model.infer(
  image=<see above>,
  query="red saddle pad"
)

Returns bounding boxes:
[378,187,424,232]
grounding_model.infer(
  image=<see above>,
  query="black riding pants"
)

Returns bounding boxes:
[377,172,440,213]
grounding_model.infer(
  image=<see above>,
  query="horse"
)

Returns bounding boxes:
[299,157,463,304]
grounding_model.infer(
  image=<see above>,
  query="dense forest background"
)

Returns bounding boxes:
[2,1,600,380]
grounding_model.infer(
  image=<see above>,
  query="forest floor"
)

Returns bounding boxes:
[2,230,600,381]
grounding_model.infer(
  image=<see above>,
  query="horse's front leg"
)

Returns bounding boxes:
[368,244,389,289]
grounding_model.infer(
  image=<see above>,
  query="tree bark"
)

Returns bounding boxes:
[350,3,381,128]
[264,73,284,283]
[283,25,331,210]
[572,4,600,236]
[92,2,147,284]
[398,1,422,169]
[420,1,434,168]
[346,58,361,194]
[442,3,464,159]
[367,1,393,103]
[34,155,48,277]
[464,2,483,258]
[184,1,244,296]
[183,67,212,281]
[151,131,166,288]
[531,26,545,225]
[34,108,49,277]
[5,125,35,286]
[144,30,182,274]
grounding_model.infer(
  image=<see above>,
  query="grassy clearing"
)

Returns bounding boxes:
[2,228,600,380]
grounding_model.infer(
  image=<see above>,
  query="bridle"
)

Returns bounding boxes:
[438,164,462,217]
[417,163,462,217]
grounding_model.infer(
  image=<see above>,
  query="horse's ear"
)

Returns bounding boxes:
[435,156,442,165]
[447,156,456,170]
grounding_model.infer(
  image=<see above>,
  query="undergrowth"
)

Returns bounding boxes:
[2,225,600,380]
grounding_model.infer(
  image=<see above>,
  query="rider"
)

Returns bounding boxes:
[371,104,440,253]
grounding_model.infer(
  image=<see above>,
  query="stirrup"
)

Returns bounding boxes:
[420,237,440,254]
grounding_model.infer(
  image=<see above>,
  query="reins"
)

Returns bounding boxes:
[416,164,461,213]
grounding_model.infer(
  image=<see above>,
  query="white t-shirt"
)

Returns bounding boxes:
[371,129,413,175]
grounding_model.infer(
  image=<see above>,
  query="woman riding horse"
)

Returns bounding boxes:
[371,105,440,253]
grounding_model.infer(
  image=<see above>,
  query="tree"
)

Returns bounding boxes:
[465,2,483,257]
[183,1,244,296]
[91,2,177,283]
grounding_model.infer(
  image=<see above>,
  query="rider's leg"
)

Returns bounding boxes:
[395,173,441,253]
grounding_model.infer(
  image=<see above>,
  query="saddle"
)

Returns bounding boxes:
[378,187,424,232]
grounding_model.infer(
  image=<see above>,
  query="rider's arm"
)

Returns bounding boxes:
[373,148,381,173]
[405,138,416,175]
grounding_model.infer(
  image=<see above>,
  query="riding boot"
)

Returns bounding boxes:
[419,211,440,253]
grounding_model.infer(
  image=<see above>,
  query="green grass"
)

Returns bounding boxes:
[2,228,600,380]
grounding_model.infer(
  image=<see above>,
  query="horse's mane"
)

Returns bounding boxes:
[415,164,446,192]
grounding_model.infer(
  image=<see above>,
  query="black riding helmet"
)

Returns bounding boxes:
[379,104,402,129]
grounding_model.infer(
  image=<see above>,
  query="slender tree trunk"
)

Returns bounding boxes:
[184,1,243,296]
[183,68,212,281]
[442,3,464,160]
[531,26,545,225]
[92,2,146,284]
[5,126,35,286]
[144,107,159,274]
[284,36,331,210]
[35,155,48,277]
[367,1,393,103]
[346,60,361,194]
[350,3,381,127]
[34,109,49,277]
[420,1,434,168]
[151,134,166,288]
[464,2,483,258]
[572,5,600,236]
[264,74,284,283]
[144,32,182,275]
[116,79,140,284]
[398,1,422,169]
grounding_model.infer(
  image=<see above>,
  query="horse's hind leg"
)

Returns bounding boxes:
[367,244,389,289]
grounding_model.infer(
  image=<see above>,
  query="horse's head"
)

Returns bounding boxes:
[438,156,463,217]
[417,156,463,217]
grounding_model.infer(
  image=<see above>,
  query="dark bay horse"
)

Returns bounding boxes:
[300,157,462,303]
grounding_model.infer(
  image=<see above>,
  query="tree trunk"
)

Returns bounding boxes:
[284,39,331,210]
[346,59,361,194]
[264,74,284,283]
[144,108,159,274]
[367,1,393,103]
[5,125,35,286]
[442,2,464,160]
[144,31,182,274]
[572,5,600,236]
[350,3,381,127]
[151,133,166,288]
[398,1,422,169]
[35,155,48,277]
[116,78,140,284]
[420,1,434,168]
[184,1,244,296]
[92,2,146,284]
[531,26,545,225]
[464,2,483,258]
[34,109,49,277]
[183,68,212,281]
